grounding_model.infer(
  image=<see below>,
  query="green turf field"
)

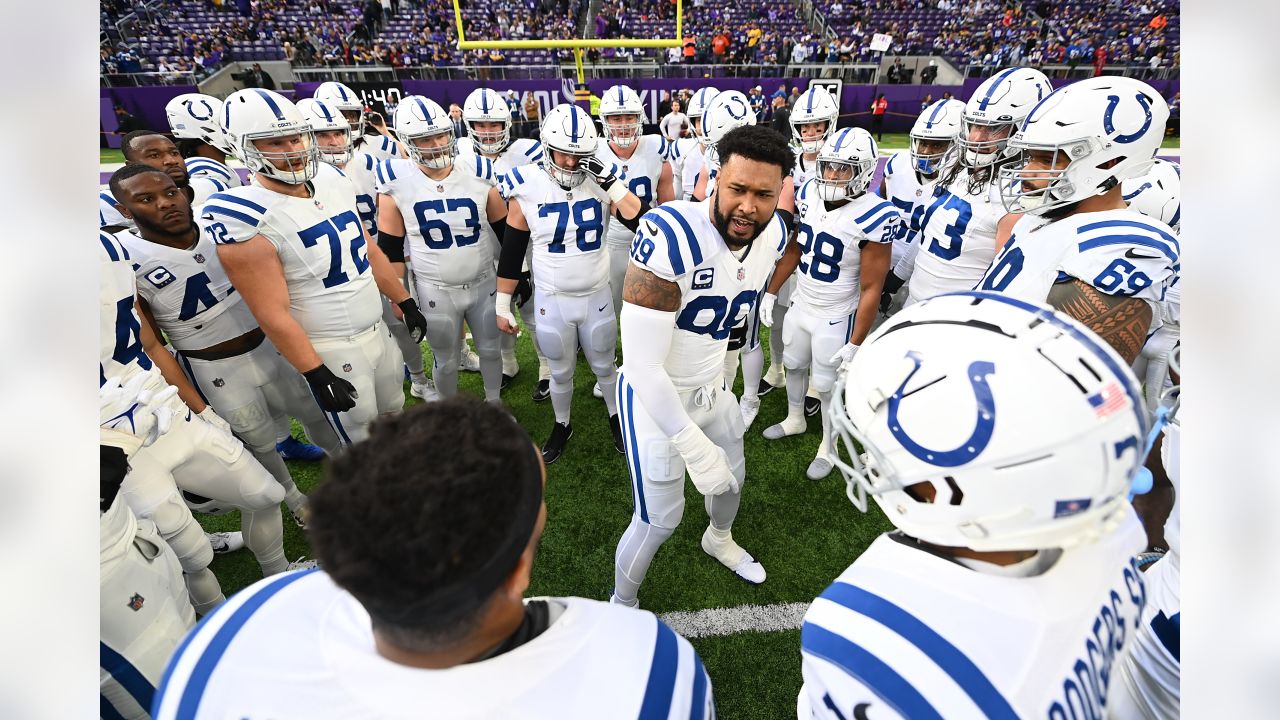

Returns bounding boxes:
[197,330,892,719]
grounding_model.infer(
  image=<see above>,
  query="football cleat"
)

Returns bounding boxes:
[757,379,778,396]
[207,531,244,554]
[804,396,821,417]
[701,527,766,585]
[609,414,625,454]
[459,348,481,372]
[740,396,761,430]
[531,379,551,403]
[541,422,573,464]
[501,373,515,390]
[593,381,604,399]
[762,365,785,390]
[410,378,439,402]
[277,436,325,461]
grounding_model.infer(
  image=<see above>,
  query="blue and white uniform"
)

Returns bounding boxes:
[598,134,671,315]
[152,571,714,720]
[799,508,1148,719]
[200,162,405,445]
[899,170,1006,305]
[881,151,937,269]
[458,136,544,191]
[977,208,1179,336]
[377,156,502,400]
[667,137,699,201]
[353,133,405,162]
[101,190,134,229]
[185,156,243,206]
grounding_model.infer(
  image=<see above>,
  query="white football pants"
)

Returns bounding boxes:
[309,320,406,446]
[533,284,619,424]
[415,269,502,401]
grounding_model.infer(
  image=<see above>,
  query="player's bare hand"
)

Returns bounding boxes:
[497,314,519,335]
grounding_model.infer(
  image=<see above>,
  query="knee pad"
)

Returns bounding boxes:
[638,440,688,529]
[150,504,214,574]
[220,401,277,455]
[534,322,571,363]
[236,460,286,511]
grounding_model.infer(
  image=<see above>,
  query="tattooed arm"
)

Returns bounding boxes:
[623,263,683,311]
[1046,278,1152,364]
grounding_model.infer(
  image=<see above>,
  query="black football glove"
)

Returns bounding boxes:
[305,364,358,413]
[398,298,428,343]
[579,155,617,191]
[512,272,533,309]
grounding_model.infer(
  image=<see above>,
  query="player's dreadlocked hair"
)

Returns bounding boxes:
[120,130,166,162]
[309,397,544,649]
[716,125,796,178]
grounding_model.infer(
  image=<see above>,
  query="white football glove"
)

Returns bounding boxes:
[495,291,518,335]
[758,292,777,328]
[671,424,739,496]
[829,342,860,368]
[100,373,180,454]
[199,407,233,435]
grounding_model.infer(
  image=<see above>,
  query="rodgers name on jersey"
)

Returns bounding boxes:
[629,201,787,388]
[793,179,899,318]
[908,170,1006,303]
[598,135,670,246]
[503,165,612,295]
[198,163,382,338]
[117,226,259,353]
[377,156,498,286]
[978,209,1179,328]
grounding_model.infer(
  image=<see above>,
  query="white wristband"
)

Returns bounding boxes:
[496,291,514,318]
[607,180,629,205]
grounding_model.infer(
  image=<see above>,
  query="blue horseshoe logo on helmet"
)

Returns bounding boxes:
[184,99,214,121]
[886,352,997,467]
[726,99,747,120]
[1103,93,1153,144]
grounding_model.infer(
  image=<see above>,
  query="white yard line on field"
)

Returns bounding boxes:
[658,601,811,639]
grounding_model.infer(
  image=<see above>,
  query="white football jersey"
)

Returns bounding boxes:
[100,190,134,229]
[99,232,154,385]
[792,179,899,318]
[152,570,713,720]
[185,156,243,188]
[198,163,383,339]
[799,508,1148,719]
[667,137,698,199]
[792,152,819,188]
[628,200,788,388]
[377,157,498,286]
[907,170,1007,304]
[977,208,1179,330]
[353,133,404,161]
[458,136,543,190]
[343,153,381,237]
[502,164,612,295]
[598,135,670,246]
[881,150,938,265]
[117,226,259,352]
[681,146,707,202]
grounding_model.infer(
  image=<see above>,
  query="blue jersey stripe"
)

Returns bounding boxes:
[619,373,649,523]
[375,160,386,185]
[854,201,892,224]
[1077,234,1178,262]
[207,192,267,214]
[168,570,318,718]
[653,205,703,267]
[1169,205,1180,228]
[689,649,709,720]
[638,620,680,720]
[101,694,127,720]
[819,581,1019,719]
[100,233,121,261]
[862,210,900,233]
[187,161,233,182]
[802,623,946,720]
[1076,219,1179,249]
[511,166,525,184]
[202,204,260,227]
[384,159,397,182]
[525,141,542,157]
[177,353,211,407]
[645,209,687,276]
[101,641,155,712]
[364,154,375,172]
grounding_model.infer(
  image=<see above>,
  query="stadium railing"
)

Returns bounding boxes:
[101,71,200,88]
[962,63,1180,80]
[291,61,881,82]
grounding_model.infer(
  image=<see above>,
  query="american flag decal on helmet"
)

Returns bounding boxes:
[1087,382,1127,418]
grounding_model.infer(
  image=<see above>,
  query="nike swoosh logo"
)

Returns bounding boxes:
[1124,248,1161,260]
[854,703,873,720]
[643,220,659,236]
[200,213,214,220]
[828,320,844,325]
[490,290,497,297]
[598,305,608,312]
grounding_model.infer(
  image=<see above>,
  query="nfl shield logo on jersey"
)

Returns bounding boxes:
[212,378,225,387]
[127,593,145,611]
[193,253,206,264]
[737,268,746,281]
[342,363,353,372]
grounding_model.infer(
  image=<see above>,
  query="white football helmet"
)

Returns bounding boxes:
[165,93,235,156]
[1122,158,1181,232]
[789,85,839,154]
[539,104,598,188]
[463,88,512,154]
[686,86,721,147]
[702,90,756,168]
[1000,76,1170,215]
[909,98,964,175]
[599,85,645,149]
[395,96,456,169]
[830,292,1148,552]
[957,67,1052,169]
[296,98,353,167]
[220,88,318,184]
[312,81,365,135]
[815,127,878,202]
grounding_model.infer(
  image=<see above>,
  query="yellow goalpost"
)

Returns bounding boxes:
[451,0,683,83]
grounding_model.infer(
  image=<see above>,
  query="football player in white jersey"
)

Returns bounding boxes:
[111,165,342,530]
[801,292,1152,719]
[165,93,245,201]
[99,376,196,720]
[376,96,508,403]
[101,131,198,230]
[879,98,965,278]
[207,89,427,446]
[459,87,549,395]
[611,125,793,607]
[887,68,1052,307]
[673,86,719,202]
[299,97,435,402]
[980,76,1176,365]
[313,80,406,161]
[495,103,644,463]
[1122,158,1181,411]
[153,398,714,720]
[597,84,677,320]
[759,128,897,481]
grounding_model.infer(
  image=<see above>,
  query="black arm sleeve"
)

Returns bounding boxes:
[377,230,406,263]
[775,208,794,237]
[613,199,650,233]
[101,445,128,512]
[498,225,531,281]
[489,216,508,243]
[881,270,906,296]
